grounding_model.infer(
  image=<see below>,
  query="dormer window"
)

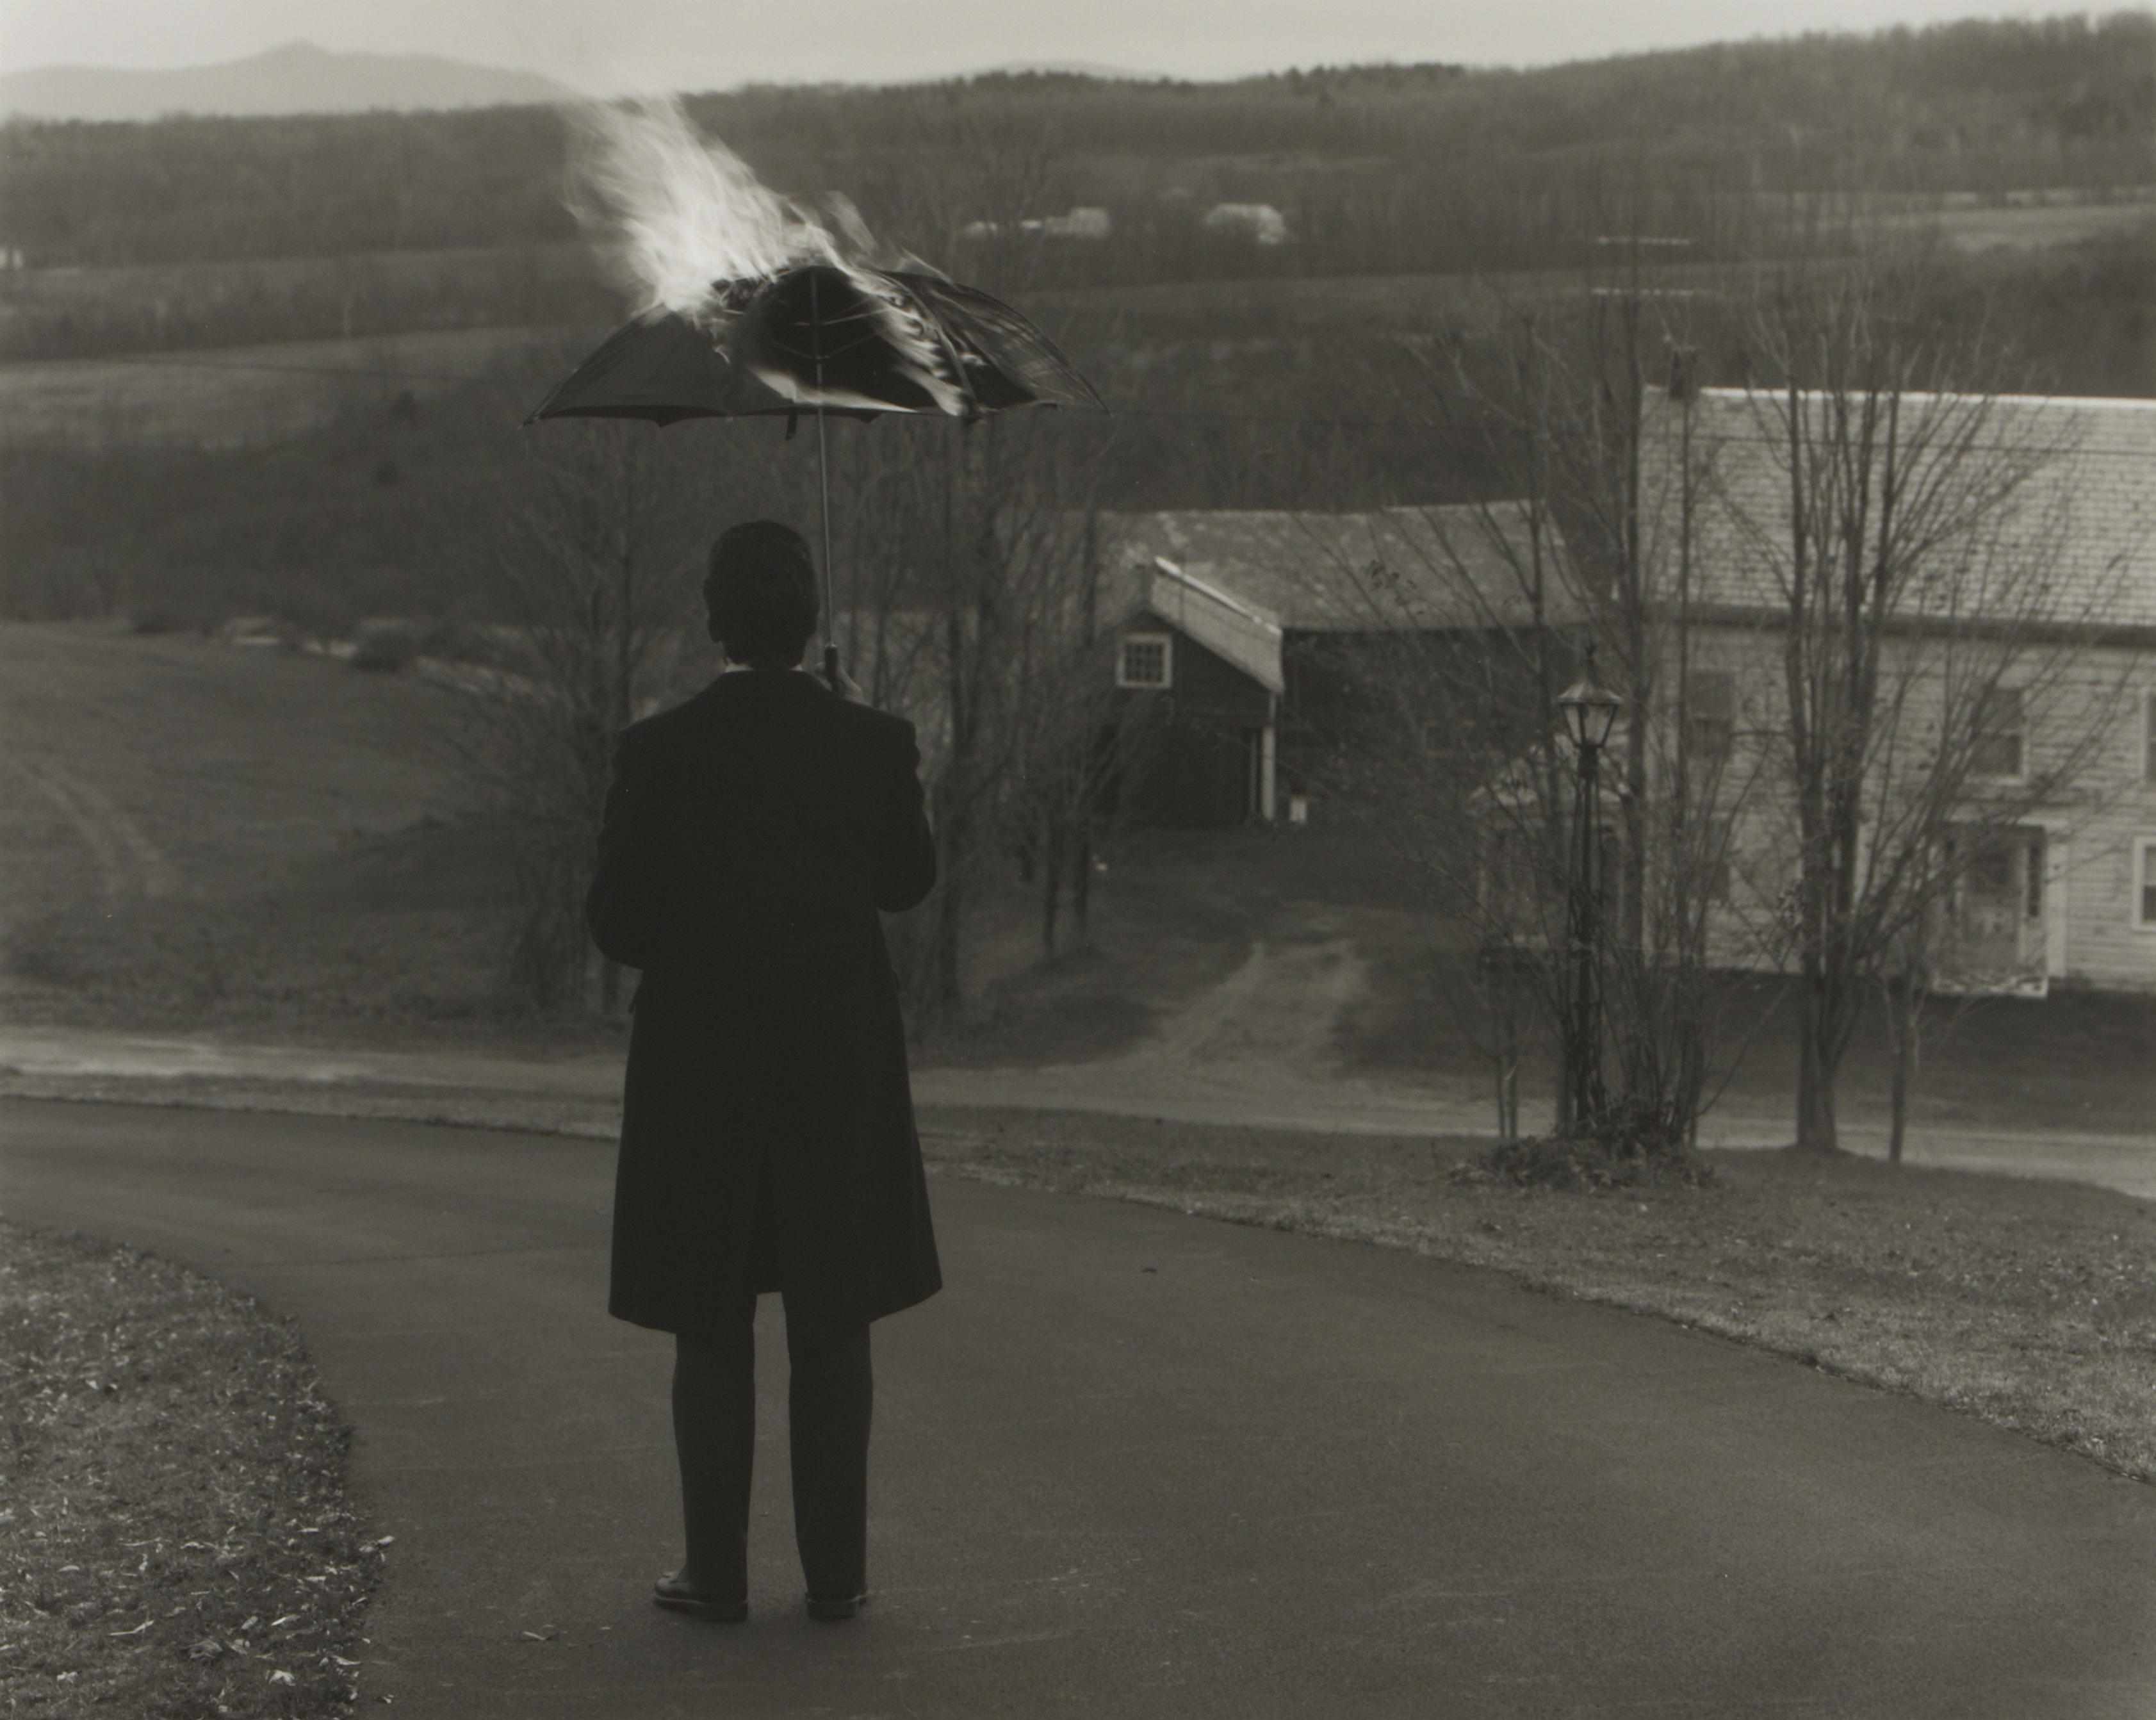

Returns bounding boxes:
[1118,632,1173,689]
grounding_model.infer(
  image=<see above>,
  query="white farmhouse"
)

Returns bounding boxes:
[1644,387,2156,994]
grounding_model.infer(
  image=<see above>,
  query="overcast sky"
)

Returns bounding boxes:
[0,0,2084,91]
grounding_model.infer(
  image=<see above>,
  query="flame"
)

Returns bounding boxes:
[564,97,840,318]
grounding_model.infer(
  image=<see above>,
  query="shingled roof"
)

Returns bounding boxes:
[1093,504,1588,633]
[1660,388,2156,629]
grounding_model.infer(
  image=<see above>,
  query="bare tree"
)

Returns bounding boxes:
[1311,289,1767,1152]
[1721,258,2138,1154]
[442,410,711,1013]
[813,403,1118,1019]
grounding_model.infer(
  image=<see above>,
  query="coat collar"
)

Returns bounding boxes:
[694,665,829,707]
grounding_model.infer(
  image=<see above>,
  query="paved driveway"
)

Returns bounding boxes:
[2,1023,2153,1197]
[5,1098,2155,1718]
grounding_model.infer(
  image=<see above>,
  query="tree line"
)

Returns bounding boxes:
[3,13,2148,272]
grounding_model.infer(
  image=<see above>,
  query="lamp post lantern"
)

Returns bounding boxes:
[1556,650,1622,1134]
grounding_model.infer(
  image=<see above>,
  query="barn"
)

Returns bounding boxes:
[1093,504,1578,827]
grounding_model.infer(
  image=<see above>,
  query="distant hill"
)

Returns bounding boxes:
[1,12,2148,281]
[0,40,575,121]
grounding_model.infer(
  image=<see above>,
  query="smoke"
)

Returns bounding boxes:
[563,97,840,318]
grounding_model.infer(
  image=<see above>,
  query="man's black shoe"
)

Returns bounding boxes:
[653,1574,748,1622]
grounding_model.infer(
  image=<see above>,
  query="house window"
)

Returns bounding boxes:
[1970,685,2024,778]
[1117,632,1172,689]
[2137,838,2156,931]
[1704,818,1737,905]
[1685,670,1736,768]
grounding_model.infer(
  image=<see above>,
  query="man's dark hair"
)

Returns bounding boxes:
[703,521,818,668]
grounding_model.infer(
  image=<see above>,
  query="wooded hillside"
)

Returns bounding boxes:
[4,12,2152,632]
[4,14,2149,271]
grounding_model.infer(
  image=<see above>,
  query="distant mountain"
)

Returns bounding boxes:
[0,40,576,122]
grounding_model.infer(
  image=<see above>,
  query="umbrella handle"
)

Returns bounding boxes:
[822,641,842,692]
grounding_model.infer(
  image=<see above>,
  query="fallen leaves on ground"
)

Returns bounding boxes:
[0,1222,380,1716]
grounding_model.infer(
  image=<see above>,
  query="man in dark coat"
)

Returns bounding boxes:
[585,520,939,1626]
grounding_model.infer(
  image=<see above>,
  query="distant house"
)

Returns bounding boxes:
[1034,206,1111,240]
[1200,202,1289,246]
[1630,387,2156,995]
[1091,505,1580,826]
[958,206,1113,242]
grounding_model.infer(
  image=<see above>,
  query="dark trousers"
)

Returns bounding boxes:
[671,1298,872,1601]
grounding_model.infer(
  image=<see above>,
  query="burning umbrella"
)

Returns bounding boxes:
[525,100,1102,686]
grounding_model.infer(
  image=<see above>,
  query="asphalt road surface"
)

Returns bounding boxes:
[6,1099,2154,1719]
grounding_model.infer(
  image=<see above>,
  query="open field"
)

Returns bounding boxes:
[0,325,568,450]
[0,242,593,322]
[1032,258,1796,331]
[0,240,606,364]
[0,622,514,1029]
[4,199,2149,455]
[1925,198,2156,252]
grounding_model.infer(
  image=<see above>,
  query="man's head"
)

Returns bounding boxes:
[703,520,818,668]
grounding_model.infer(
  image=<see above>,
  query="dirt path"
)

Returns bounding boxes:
[1118,917,1372,1077]
[924,909,1501,1134]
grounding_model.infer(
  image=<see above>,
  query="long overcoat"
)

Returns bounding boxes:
[585,667,940,1339]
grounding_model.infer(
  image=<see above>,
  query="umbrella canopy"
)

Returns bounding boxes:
[521,305,847,427]
[525,261,1100,427]
[525,259,1103,689]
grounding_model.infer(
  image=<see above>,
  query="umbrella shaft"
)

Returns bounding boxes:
[816,404,835,642]
[810,269,838,684]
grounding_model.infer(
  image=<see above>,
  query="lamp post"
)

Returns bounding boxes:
[1557,651,1622,1134]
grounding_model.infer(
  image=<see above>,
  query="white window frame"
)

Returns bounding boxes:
[2136,836,2156,933]
[1969,683,2026,782]
[1116,631,1173,690]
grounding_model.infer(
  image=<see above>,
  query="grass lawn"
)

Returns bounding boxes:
[0,623,527,1036]
[1346,930,2156,1137]
[0,1222,379,1716]
[917,1106,2156,1484]
[6,621,2151,1139]
[933,819,2156,1138]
